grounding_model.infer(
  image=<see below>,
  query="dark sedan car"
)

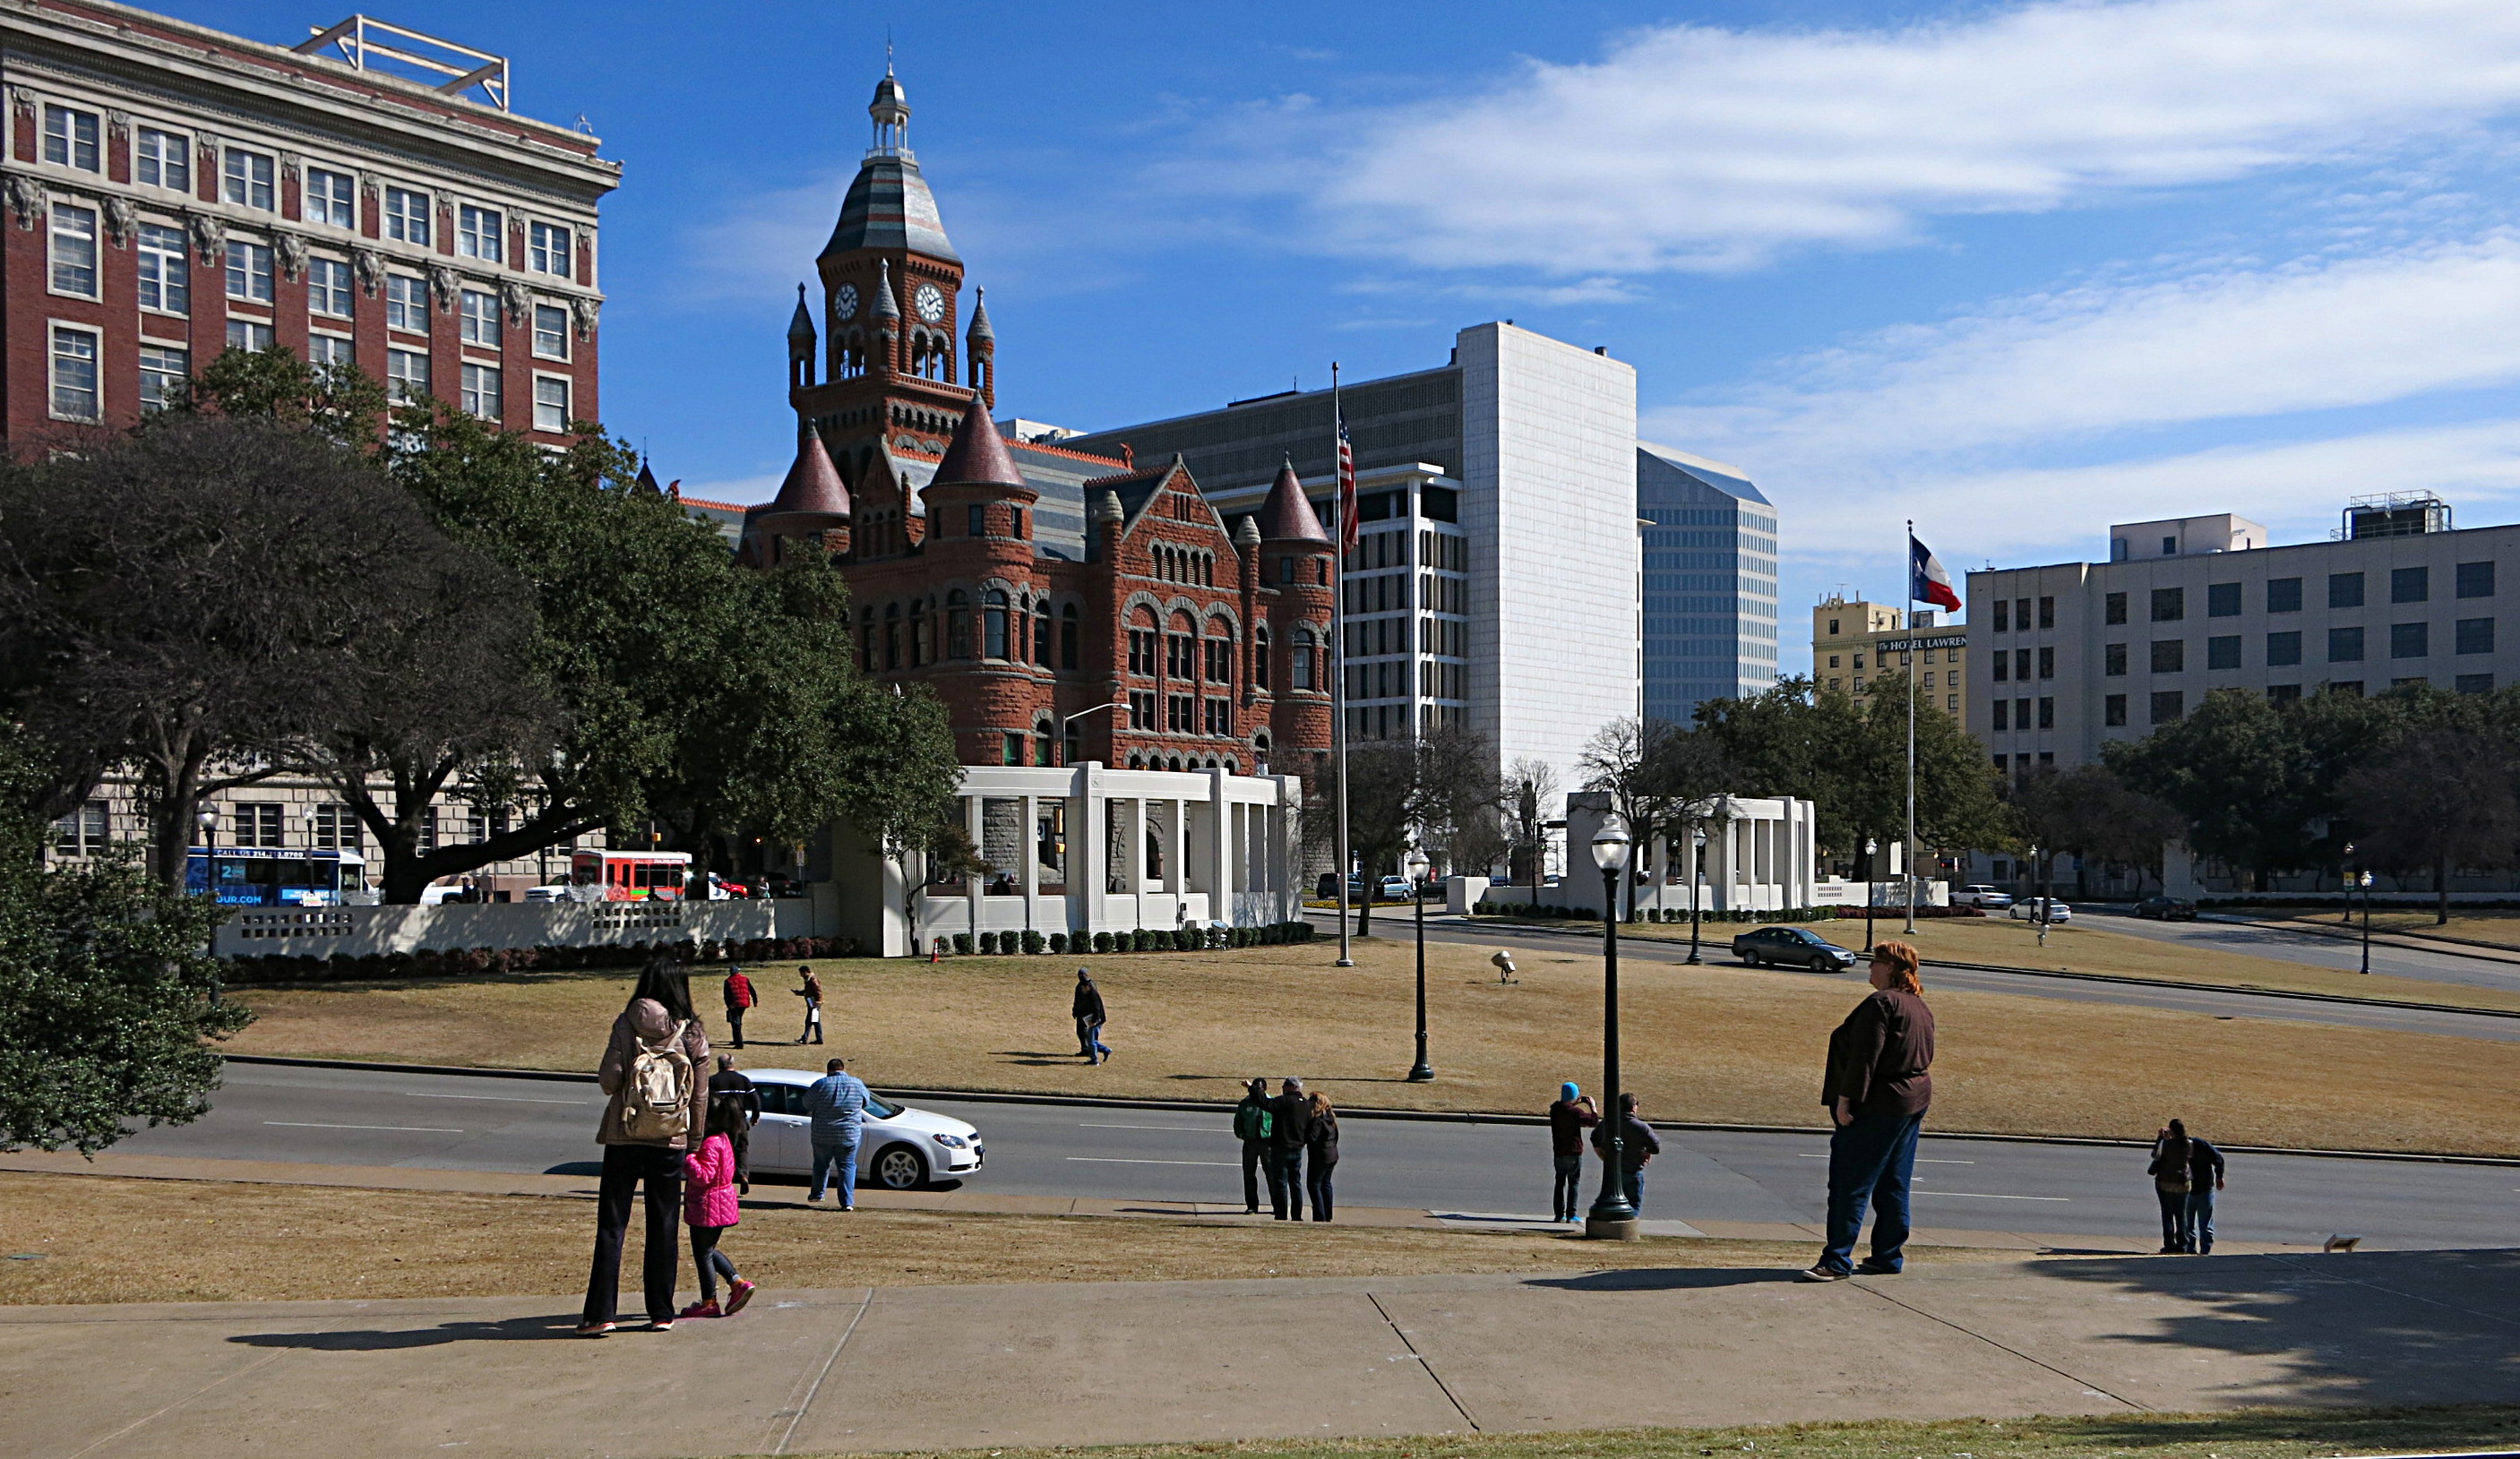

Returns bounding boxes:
[2134,896,2198,921]
[1732,925,1862,971]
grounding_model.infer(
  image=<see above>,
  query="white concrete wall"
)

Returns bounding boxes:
[1458,323,1640,800]
[217,901,778,958]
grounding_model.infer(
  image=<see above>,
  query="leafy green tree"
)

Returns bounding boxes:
[1328,726,1499,936]
[0,726,249,1154]
[2339,724,2520,923]
[185,342,388,446]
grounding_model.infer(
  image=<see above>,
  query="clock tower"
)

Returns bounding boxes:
[787,65,983,542]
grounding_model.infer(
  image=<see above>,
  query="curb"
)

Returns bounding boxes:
[219,1054,2520,1167]
[2232,914,2520,966]
[1443,915,2520,1019]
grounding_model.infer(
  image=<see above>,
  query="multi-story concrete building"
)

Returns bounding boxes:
[1062,322,1642,797]
[1968,495,2516,781]
[2,5,614,447]
[1638,445,1777,723]
[1811,594,1968,718]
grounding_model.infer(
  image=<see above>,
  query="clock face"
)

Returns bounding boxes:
[834,283,859,321]
[915,282,947,322]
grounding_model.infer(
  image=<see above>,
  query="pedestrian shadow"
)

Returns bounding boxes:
[228,1315,580,1350]
[1523,1266,1800,1292]
[542,1161,602,1177]
[993,1050,1088,1066]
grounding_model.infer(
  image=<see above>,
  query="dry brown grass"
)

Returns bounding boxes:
[2272,905,2520,949]
[1500,911,2520,1010]
[225,937,2520,1155]
[0,1172,1954,1306]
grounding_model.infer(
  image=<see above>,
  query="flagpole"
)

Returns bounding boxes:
[1904,519,1919,935]
[1332,364,1355,968]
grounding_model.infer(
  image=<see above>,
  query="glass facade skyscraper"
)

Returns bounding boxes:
[1638,444,1778,725]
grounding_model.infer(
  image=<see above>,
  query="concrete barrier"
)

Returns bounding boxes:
[216,901,778,958]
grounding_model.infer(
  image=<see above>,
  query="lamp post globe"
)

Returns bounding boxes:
[1587,816,1638,1239]
[195,806,224,1004]
[1862,837,1879,953]
[1405,845,1434,1082]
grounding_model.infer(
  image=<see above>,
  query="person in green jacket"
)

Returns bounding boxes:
[1231,1077,1272,1214]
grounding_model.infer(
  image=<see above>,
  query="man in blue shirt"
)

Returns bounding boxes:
[805,1056,870,1208]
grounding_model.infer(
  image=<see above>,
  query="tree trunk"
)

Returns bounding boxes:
[2438,853,2450,925]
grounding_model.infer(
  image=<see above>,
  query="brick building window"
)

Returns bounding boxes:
[1002,734,1024,767]
[1167,694,1195,732]
[305,167,354,227]
[1130,691,1156,729]
[1253,626,1270,689]
[1131,613,1160,675]
[385,348,429,402]
[139,346,189,413]
[533,376,570,433]
[223,149,275,210]
[883,603,901,669]
[43,105,99,171]
[1292,629,1316,690]
[50,326,99,420]
[460,205,504,262]
[1205,699,1232,735]
[530,222,572,277]
[227,240,275,305]
[980,590,1009,659]
[138,226,189,313]
[460,364,502,421]
[534,305,571,360]
[1061,605,1080,669]
[384,186,431,245]
[50,203,97,296]
[1204,631,1232,682]
[135,126,187,189]
[461,289,500,347]
[861,610,876,672]
[1034,600,1053,665]
[967,504,986,538]
[1166,622,1194,678]
[308,258,352,319]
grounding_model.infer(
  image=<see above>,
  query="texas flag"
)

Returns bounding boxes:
[1911,534,1962,612]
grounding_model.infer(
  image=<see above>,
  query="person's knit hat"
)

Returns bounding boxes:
[1561,1082,1580,1102]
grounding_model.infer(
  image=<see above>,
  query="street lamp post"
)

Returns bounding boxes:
[197,807,223,1006]
[1586,817,1639,1240]
[1405,845,1432,1082]
[1862,837,1879,953]
[2343,842,2371,974]
[1686,824,1707,965]
[2033,842,2051,949]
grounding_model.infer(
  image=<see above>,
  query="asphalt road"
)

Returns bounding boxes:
[2082,906,2520,992]
[1342,910,2520,1042]
[107,1060,2520,1252]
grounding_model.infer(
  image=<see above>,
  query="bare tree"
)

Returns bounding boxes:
[2339,725,2520,923]
[1504,758,1559,893]
[2011,762,2181,898]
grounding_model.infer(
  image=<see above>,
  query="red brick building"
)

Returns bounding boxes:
[738,71,1335,784]
[2,6,613,449]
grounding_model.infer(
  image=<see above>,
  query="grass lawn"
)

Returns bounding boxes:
[2263,905,2520,950]
[1475,911,2520,1012]
[0,1172,2003,1305]
[819,1406,2520,1459]
[226,937,2520,1156]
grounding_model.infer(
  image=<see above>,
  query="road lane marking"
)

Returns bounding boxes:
[265,1121,463,1133]
[1796,1154,1974,1163]
[404,1092,592,1105]
[1064,1156,1238,1167]
[1913,1191,2069,1201]
[1079,1123,1222,1132]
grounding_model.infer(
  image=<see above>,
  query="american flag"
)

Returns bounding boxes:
[1335,409,1358,558]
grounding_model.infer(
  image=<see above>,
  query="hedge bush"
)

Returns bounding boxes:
[1022,929,1045,955]
[218,933,866,985]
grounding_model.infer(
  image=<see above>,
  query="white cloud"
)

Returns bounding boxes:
[1271,0,2520,273]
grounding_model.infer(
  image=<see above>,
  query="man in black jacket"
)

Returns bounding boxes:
[1267,1077,1313,1220]
[1071,969,1110,1064]
[708,1056,763,1193]
[1589,1093,1661,1213]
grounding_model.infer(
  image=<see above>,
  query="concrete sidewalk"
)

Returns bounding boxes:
[6,1249,2513,1459]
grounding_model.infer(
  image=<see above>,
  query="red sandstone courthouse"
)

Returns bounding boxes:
[734,71,1336,784]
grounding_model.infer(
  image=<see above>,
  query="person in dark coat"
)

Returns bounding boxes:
[1547,1083,1600,1223]
[708,1055,762,1194]
[1802,940,1937,1283]
[1304,1092,1340,1221]
[1266,1077,1314,1220]
[1589,1093,1661,1213]
[2148,1119,2228,1253]
[1232,1077,1272,1214]
[1071,968,1110,1064]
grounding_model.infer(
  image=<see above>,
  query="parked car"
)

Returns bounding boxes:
[740,1070,985,1190]
[1731,925,1862,971]
[1952,885,2015,909]
[2008,897,2073,923]
[2134,896,2197,921]
[522,882,570,903]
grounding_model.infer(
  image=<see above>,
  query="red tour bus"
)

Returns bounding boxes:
[571,849,692,902]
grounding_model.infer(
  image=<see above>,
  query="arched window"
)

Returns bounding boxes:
[1034,599,1053,666]
[1011,594,1028,661]
[984,589,1010,659]
[1254,625,1271,689]
[1166,612,1195,680]
[1064,718,1082,768]
[1203,616,1234,683]
[883,603,901,671]
[946,590,972,659]
[1036,715,1056,768]
[861,608,877,674]
[1060,604,1080,669]
[1317,559,1329,586]
[1291,628,1315,690]
[1127,609,1157,676]
[907,599,927,667]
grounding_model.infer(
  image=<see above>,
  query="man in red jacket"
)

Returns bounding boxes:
[722,966,755,1049]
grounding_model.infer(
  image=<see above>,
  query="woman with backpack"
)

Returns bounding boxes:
[579,958,711,1336]
[2148,1119,2228,1255]
[1303,1091,1340,1222]
[679,1095,759,1319]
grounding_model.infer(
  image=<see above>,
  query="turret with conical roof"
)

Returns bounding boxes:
[741,425,855,567]
[788,283,818,390]
[966,285,996,411]
[1258,459,1330,544]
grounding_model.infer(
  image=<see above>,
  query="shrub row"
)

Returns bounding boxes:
[946,923,1316,957]
[222,935,861,985]
[1473,903,1984,924]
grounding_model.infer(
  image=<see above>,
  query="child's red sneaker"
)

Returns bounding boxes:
[677,1299,722,1320]
[725,1280,758,1316]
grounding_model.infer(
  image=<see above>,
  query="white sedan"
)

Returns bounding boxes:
[737,1069,985,1190]
[2008,897,2073,923]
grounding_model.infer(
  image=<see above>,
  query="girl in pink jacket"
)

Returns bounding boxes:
[679,1096,757,1318]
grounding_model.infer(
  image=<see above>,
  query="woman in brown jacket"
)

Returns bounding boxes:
[1801,940,1936,1283]
[579,958,712,1335]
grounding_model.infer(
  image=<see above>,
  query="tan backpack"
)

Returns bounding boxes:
[621,1019,693,1142]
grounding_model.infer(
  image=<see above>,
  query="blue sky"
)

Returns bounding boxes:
[178,1,2520,674]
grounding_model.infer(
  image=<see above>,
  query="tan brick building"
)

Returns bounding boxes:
[1811,593,1968,718]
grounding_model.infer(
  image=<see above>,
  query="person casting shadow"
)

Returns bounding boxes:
[580,958,710,1335]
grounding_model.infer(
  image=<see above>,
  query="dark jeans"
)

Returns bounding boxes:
[1552,1153,1584,1223]
[802,1000,822,1043]
[2157,1186,2194,1251]
[1306,1150,1337,1221]
[2185,1187,2215,1255]
[583,1143,684,1326]
[1241,1141,1266,1212]
[1819,1110,1923,1274]
[726,1008,745,1048]
[730,1125,751,1193]
[691,1223,739,1302]
[1263,1145,1305,1219]
[1621,1163,1646,1214]
[812,1130,862,1206]
[1075,1017,1108,1060]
